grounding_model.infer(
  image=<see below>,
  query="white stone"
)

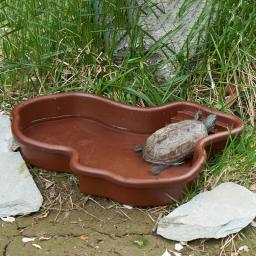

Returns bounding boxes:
[0,113,42,216]
[1,216,15,223]
[0,115,13,152]
[0,152,43,217]
[162,249,171,256]
[157,183,256,241]
[22,237,36,243]
[238,245,249,253]
[174,243,184,251]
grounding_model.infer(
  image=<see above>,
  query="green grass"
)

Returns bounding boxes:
[0,0,255,191]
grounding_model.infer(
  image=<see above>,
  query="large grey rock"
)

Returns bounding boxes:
[157,183,256,241]
[0,152,43,217]
[0,113,43,217]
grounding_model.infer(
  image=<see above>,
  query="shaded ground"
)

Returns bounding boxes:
[1,170,256,256]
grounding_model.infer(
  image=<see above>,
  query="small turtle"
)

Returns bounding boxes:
[134,111,217,175]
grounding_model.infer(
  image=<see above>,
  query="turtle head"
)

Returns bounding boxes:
[204,114,217,132]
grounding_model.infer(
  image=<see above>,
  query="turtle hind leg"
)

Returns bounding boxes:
[151,161,185,175]
[133,144,143,152]
[151,164,170,175]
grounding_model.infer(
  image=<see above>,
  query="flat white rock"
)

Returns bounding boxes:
[0,152,43,217]
[157,182,256,241]
[0,115,13,152]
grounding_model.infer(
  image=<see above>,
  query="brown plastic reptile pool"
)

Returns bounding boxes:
[12,93,243,206]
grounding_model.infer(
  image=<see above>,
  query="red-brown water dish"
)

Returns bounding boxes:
[12,93,243,206]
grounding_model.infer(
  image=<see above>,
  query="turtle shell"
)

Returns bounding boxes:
[142,120,208,165]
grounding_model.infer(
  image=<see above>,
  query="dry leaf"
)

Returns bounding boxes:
[238,245,249,252]
[123,204,133,209]
[224,84,238,107]
[63,211,70,220]
[45,180,54,189]
[22,237,36,243]
[133,240,143,247]
[80,235,89,241]
[39,236,51,241]
[175,243,184,251]
[37,212,49,219]
[250,184,256,192]
[1,216,15,223]
[32,243,42,249]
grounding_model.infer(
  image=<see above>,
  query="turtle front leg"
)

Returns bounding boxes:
[133,145,143,152]
[151,164,171,175]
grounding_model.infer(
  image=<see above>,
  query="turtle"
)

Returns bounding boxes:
[133,111,217,175]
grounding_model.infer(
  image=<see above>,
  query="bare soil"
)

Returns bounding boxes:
[1,170,256,256]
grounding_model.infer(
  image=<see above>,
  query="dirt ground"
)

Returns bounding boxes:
[1,170,256,256]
